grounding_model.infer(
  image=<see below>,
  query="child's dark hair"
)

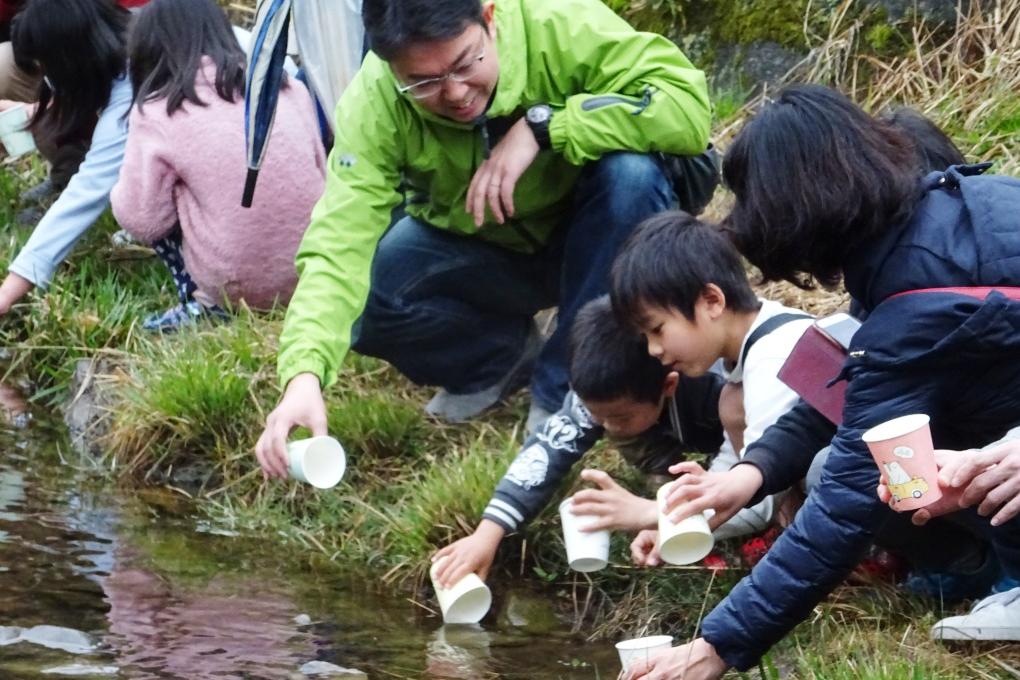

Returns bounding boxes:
[569,296,667,406]
[362,0,486,61]
[880,107,965,174]
[128,0,247,116]
[610,211,759,329]
[722,84,919,289]
[11,0,129,144]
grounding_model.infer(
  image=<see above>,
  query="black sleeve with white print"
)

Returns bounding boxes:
[482,391,605,533]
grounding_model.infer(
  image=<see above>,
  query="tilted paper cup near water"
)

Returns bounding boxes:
[615,635,674,672]
[429,557,492,624]
[559,496,610,572]
[656,483,713,565]
[862,413,941,512]
[0,105,35,158]
[286,436,345,489]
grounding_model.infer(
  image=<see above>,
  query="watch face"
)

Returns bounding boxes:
[527,106,550,124]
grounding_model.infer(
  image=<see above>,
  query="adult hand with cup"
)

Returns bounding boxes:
[878,441,1020,527]
[662,461,763,530]
[431,519,505,588]
[255,372,329,480]
[621,637,728,680]
[569,469,658,532]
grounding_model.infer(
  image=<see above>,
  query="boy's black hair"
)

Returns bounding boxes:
[128,0,248,116]
[722,84,919,289]
[610,210,759,329]
[12,0,129,145]
[568,296,667,406]
[362,0,486,62]
[880,107,965,174]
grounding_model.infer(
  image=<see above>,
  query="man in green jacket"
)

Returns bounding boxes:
[255,0,712,476]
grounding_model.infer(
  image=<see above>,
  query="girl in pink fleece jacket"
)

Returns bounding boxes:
[111,0,325,330]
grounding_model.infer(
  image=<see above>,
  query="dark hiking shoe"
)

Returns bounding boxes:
[425,322,543,423]
[21,178,61,206]
[142,301,228,333]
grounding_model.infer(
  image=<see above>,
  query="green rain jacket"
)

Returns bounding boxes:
[277,0,711,389]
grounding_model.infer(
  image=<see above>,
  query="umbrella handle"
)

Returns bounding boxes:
[241,167,259,208]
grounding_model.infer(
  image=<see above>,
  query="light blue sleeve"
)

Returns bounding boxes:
[9,75,132,289]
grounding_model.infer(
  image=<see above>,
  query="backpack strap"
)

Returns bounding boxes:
[740,312,813,368]
[888,287,1020,302]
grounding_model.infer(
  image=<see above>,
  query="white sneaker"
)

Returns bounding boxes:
[931,587,1020,641]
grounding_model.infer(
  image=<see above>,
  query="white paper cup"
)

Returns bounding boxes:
[559,496,610,572]
[286,436,345,489]
[429,557,492,624]
[656,483,713,565]
[615,635,674,672]
[0,105,35,158]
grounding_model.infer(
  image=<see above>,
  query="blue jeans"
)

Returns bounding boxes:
[351,152,674,411]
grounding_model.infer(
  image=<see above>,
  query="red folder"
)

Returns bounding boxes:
[777,318,854,425]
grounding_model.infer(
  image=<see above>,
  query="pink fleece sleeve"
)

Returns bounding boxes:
[110,106,180,243]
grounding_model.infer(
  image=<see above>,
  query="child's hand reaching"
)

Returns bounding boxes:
[570,469,659,532]
[431,519,505,588]
[630,529,662,567]
[663,461,764,529]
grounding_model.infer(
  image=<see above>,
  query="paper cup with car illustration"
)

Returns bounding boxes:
[862,414,942,512]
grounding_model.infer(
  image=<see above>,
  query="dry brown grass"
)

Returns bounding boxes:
[705,0,1020,315]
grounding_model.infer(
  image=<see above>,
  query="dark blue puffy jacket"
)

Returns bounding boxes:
[702,164,1020,670]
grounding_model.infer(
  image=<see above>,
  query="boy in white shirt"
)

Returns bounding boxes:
[609,210,815,550]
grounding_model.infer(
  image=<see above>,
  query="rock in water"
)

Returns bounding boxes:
[293,613,312,626]
[0,626,22,645]
[42,664,118,676]
[18,625,95,654]
[299,661,368,677]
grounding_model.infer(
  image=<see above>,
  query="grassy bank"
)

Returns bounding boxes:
[2,3,1020,677]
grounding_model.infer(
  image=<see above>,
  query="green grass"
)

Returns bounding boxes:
[2,5,1020,676]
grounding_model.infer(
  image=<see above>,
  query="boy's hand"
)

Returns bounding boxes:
[570,469,659,532]
[630,529,661,567]
[431,519,505,588]
[664,462,763,529]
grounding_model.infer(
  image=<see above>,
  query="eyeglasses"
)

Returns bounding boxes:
[397,48,486,99]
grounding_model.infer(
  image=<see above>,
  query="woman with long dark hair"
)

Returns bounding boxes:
[110,0,324,328]
[626,85,1020,678]
[0,0,132,314]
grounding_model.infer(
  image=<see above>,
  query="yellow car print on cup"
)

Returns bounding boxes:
[887,476,930,504]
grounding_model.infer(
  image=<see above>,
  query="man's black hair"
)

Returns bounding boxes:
[362,0,486,62]
[610,211,759,329]
[128,0,249,117]
[12,0,130,145]
[722,84,919,289]
[880,107,965,174]
[568,296,667,406]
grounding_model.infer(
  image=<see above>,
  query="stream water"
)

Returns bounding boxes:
[0,412,619,679]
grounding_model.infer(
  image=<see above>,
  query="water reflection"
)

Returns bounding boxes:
[0,406,618,679]
[0,382,30,428]
[426,624,495,678]
[103,553,313,679]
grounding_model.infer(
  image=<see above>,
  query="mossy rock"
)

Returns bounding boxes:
[604,0,974,91]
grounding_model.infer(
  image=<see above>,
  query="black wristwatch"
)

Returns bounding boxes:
[525,104,553,150]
